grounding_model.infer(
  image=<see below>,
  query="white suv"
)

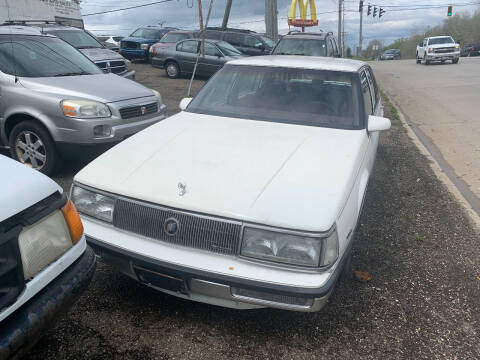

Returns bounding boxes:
[0,155,95,358]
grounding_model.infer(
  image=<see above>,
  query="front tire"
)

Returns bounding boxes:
[416,53,421,64]
[9,121,58,175]
[423,55,430,65]
[165,61,180,79]
[452,58,459,64]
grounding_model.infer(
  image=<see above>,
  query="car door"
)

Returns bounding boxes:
[197,42,224,77]
[176,40,199,74]
[363,66,382,173]
[242,35,265,56]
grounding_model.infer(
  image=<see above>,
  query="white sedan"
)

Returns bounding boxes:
[71,56,390,312]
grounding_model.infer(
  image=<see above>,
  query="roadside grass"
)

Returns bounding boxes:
[380,89,401,124]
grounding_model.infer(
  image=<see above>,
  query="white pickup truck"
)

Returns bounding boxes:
[416,36,460,64]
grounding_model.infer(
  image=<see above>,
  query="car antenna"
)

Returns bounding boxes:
[5,1,19,83]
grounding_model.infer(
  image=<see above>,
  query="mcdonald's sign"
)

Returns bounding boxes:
[288,0,319,28]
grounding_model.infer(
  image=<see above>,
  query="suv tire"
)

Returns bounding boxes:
[416,53,421,64]
[165,61,180,79]
[452,58,459,64]
[424,55,430,65]
[9,121,58,175]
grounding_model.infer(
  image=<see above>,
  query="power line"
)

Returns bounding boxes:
[83,0,175,16]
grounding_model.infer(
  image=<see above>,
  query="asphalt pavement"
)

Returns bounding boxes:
[15,64,480,359]
[371,57,480,216]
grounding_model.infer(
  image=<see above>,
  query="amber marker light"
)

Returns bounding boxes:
[62,200,84,244]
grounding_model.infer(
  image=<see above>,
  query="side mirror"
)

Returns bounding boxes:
[179,97,192,111]
[368,115,391,132]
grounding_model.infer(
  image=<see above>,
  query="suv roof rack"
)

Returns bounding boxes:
[205,27,256,34]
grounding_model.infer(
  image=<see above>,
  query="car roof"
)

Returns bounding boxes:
[282,33,328,40]
[0,25,52,36]
[227,55,365,73]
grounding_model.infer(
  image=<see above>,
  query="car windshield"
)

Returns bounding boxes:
[187,65,362,130]
[161,33,190,43]
[131,28,161,39]
[0,35,102,77]
[260,35,275,48]
[216,41,242,56]
[428,37,454,45]
[46,30,103,49]
[273,39,326,56]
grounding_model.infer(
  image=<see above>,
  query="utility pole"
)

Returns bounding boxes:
[358,0,363,56]
[265,0,278,42]
[338,0,343,57]
[222,0,232,29]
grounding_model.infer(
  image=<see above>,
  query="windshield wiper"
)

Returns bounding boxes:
[54,71,91,77]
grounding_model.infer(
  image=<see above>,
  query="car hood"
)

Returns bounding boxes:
[19,74,154,103]
[429,43,457,49]
[122,37,155,44]
[0,155,61,222]
[75,112,368,231]
[79,47,124,62]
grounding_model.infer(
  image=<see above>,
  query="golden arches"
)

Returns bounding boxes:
[289,0,317,22]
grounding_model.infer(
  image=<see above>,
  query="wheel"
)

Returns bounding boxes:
[338,249,353,283]
[423,55,430,65]
[165,61,180,79]
[9,121,58,175]
[416,53,421,64]
[452,58,459,64]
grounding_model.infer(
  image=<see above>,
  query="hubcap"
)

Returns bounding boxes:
[15,131,46,170]
[167,64,178,77]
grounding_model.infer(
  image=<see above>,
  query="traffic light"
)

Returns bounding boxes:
[367,4,371,16]
[447,5,453,16]
[373,6,377,17]
[379,8,385,17]
[359,0,363,12]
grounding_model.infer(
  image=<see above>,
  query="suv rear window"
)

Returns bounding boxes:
[131,28,162,39]
[273,38,326,56]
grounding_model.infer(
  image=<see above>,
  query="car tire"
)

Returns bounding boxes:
[452,58,459,64]
[338,249,353,283]
[416,54,421,64]
[165,61,180,79]
[424,55,430,65]
[9,120,58,175]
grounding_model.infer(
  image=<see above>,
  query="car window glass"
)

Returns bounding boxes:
[366,67,379,105]
[205,31,223,40]
[216,41,242,56]
[224,33,242,46]
[360,70,373,117]
[273,39,326,56]
[161,33,189,43]
[244,35,262,48]
[46,30,102,49]
[0,36,102,77]
[331,37,338,55]
[364,67,377,109]
[326,38,333,56]
[180,40,198,54]
[176,42,183,51]
[188,65,362,130]
[205,42,221,56]
[131,28,161,39]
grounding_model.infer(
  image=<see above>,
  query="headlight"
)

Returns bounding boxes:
[151,89,162,105]
[71,186,115,222]
[455,44,460,49]
[125,59,134,71]
[61,100,111,119]
[149,46,155,53]
[428,47,434,53]
[241,226,338,267]
[141,43,149,50]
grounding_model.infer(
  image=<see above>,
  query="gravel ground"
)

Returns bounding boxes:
[20,64,480,359]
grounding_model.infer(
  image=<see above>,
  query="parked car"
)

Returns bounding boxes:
[416,36,460,64]
[271,31,339,57]
[202,27,275,56]
[380,49,401,60]
[72,56,390,313]
[149,30,198,58]
[120,26,177,62]
[0,154,95,359]
[460,43,480,57]
[152,39,244,78]
[0,26,167,174]
[25,23,134,79]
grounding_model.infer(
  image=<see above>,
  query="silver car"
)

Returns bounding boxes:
[0,26,166,175]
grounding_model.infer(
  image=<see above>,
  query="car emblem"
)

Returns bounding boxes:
[141,106,147,115]
[178,182,187,196]
[164,218,179,236]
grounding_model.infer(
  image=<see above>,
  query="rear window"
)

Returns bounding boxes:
[131,28,162,39]
[161,33,190,43]
[273,38,326,57]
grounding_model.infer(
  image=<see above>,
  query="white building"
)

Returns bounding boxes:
[0,0,83,28]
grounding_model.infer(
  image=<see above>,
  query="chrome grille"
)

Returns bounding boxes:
[119,102,158,119]
[434,47,455,53]
[96,60,127,75]
[121,41,140,49]
[113,199,242,255]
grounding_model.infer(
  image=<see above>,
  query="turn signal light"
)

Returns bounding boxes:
[62,200,84,244]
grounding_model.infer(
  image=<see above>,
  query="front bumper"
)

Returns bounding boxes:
[0,247,96,360]
[427,51,460,60]
[87,235,347,312]
[119,49,148,60]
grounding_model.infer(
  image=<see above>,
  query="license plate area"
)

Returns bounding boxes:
[134,266,187,294]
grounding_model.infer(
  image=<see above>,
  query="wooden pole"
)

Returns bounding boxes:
[222,0,232,29]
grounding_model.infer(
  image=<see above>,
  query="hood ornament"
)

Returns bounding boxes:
[178,182,187,197]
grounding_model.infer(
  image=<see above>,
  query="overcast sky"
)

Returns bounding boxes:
[81,0,478,48]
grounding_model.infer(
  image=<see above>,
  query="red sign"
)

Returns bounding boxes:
[288,18,319,27]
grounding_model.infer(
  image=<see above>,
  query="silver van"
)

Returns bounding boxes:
[0,26,166,175]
